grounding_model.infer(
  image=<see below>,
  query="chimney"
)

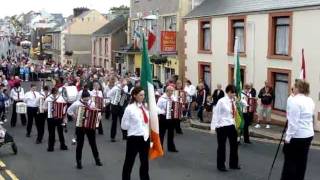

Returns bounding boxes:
[73,7,90,17]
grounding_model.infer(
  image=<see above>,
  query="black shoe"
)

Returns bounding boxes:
[26,134,31,137]
[230,165,241,170]
[168,149,179,153]
[176,130,183,134]
[11,143,18,155]
[95,158,103,166]
[98,132,104,135]
[76,160,82,169]
[60,145,68,150]
[217,167,228,172]
[47,147,54,152]
[35,140,42,144]
[111,139,116,142]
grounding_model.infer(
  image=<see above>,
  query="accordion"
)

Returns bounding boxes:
[166,101,182,120]
[49,102,67,119]
[39,97,45,113]
[111,89,121,105]
[93,96,104,110]
[119,93,129,107]
[248,98,257,113]
[76,106,100,130]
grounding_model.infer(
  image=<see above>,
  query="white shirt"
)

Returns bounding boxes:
[43,94,66,110]
[24,90,41,107]
[211,96,235,130]
[10,87,25,101]
[240,91,250,113]
[157,93,173,115]
[121,103,149,141]
[285,94,315,142]
[184,85,196,103]
[108,84,128,105]
[90,89,103,98]
[67,100,95,117]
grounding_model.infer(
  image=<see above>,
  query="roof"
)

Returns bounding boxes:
[185,0,320,19]
[92,15,127,36]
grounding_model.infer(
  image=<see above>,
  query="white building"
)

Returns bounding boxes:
[183,0,320,126]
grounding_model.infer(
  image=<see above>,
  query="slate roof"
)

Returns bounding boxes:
[92,15,127,36]
[185,0,320,19]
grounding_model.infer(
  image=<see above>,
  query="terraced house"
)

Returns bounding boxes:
[183,0,320,124]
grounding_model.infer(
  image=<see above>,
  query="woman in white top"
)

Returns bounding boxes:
[281,80,314,180]
[121,87,150,180]
[211,84,240,172]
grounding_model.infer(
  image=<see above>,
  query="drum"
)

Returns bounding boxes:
[16,102,27,114]
[62,86,78,103]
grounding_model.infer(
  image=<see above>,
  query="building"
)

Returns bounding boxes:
[44,9,108,65]
[183,0,320,124]
[91,15,128,69]
[124,0,202,82]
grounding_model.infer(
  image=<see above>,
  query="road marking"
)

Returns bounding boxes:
[5,170,19,180]
[0,174,5,180]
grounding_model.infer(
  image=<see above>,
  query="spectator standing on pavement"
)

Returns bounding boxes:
[184,80,196,118]
[0,84,9,124]
[212,84,225,107]
[255,81,274,129]
[211,84,240,172]
[196,83,206,122]
[281,80,314,180]
[24,65,30,82]
[249,83,257,98]
[121,87,150,180]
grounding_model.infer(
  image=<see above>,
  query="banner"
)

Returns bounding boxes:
[160,31,176,53]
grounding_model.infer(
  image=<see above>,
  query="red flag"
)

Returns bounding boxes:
[300,49,306,80]
[148,30,156,50]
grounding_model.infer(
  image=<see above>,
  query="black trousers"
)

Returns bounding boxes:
[110,105,126,139]
[0,106,6,122]
[175,119,182,133]
[122,136,150,180]
[35,113,46,142]
[105,104,111,119]
[11,101,27,127]
[67,103,73,122]
[216,125,239,169]
[281,137,313,180]
[26,107,38,135]
[159,115,177,151]
[243,112,253,143]
[47,118,66,149]
[76,127,100,161]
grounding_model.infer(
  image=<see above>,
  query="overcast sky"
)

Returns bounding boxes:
[0,0,130,18]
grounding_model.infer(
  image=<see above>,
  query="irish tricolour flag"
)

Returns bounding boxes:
[140,35,164,160]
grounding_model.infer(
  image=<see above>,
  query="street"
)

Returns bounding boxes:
[0,82,319,180]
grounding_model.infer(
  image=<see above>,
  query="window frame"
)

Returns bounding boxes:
[198,19,212,54]
[228,16,247,57]
[267,12,293,60]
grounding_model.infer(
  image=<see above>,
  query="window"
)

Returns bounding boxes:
[105,38,108,56]
[99,38,102,56]
[131,20,139,40]
[198,62,211,91]
[163,16,176,31]
[198,20,211,52]
[228,16,246,55]
[273,73,288,111]
[93,40,96,54]
[228,65,245,85]
[268,12,292,60]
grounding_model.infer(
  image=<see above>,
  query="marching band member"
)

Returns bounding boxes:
[43,87,68,152]
[10,82,27,127]
[174,80,185,134]
[67,90,102,169]
[240,84,256,144]
[211,85,240,172]
[23,84,40,137]
[184,80,196,118]
[157,85,178,152]
[103,76,116,119]
[62,80,78,122]
[90,82,104,135]
[281,80,314,180]
[36,85,50,144]
[108,78,129,142]
[121,87,150,180]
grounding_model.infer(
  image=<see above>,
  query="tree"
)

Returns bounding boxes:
[109,5,130,15]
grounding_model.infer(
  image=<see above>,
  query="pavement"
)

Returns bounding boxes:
[189,117,320,147]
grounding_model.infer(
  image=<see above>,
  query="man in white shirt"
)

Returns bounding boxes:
[211,84,240,172]
[183,80,196,118]
[24,84,40,137]
[103,76,116,119]
[10,82,27,127]
[90,82,104,135]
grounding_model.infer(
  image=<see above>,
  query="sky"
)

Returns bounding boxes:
[0,0,130,18]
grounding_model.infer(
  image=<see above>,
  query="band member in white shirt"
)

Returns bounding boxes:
[24,84,40,137]
[67,90,102,169]
[10,82,27,127]
[121,87,150,180]
[90,82,104,135]
[157,85,178,152]
[35,85,50,144]
[184,80,196,118]
[43,87,68,152]
[211,84,240,172]
[108,79,129,142]
[103,76,116,119]
[281,80,314,180]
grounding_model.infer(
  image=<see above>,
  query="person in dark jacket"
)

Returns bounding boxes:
[212,84,225,106]
[255,81,274,129]
[196,83,206,122]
